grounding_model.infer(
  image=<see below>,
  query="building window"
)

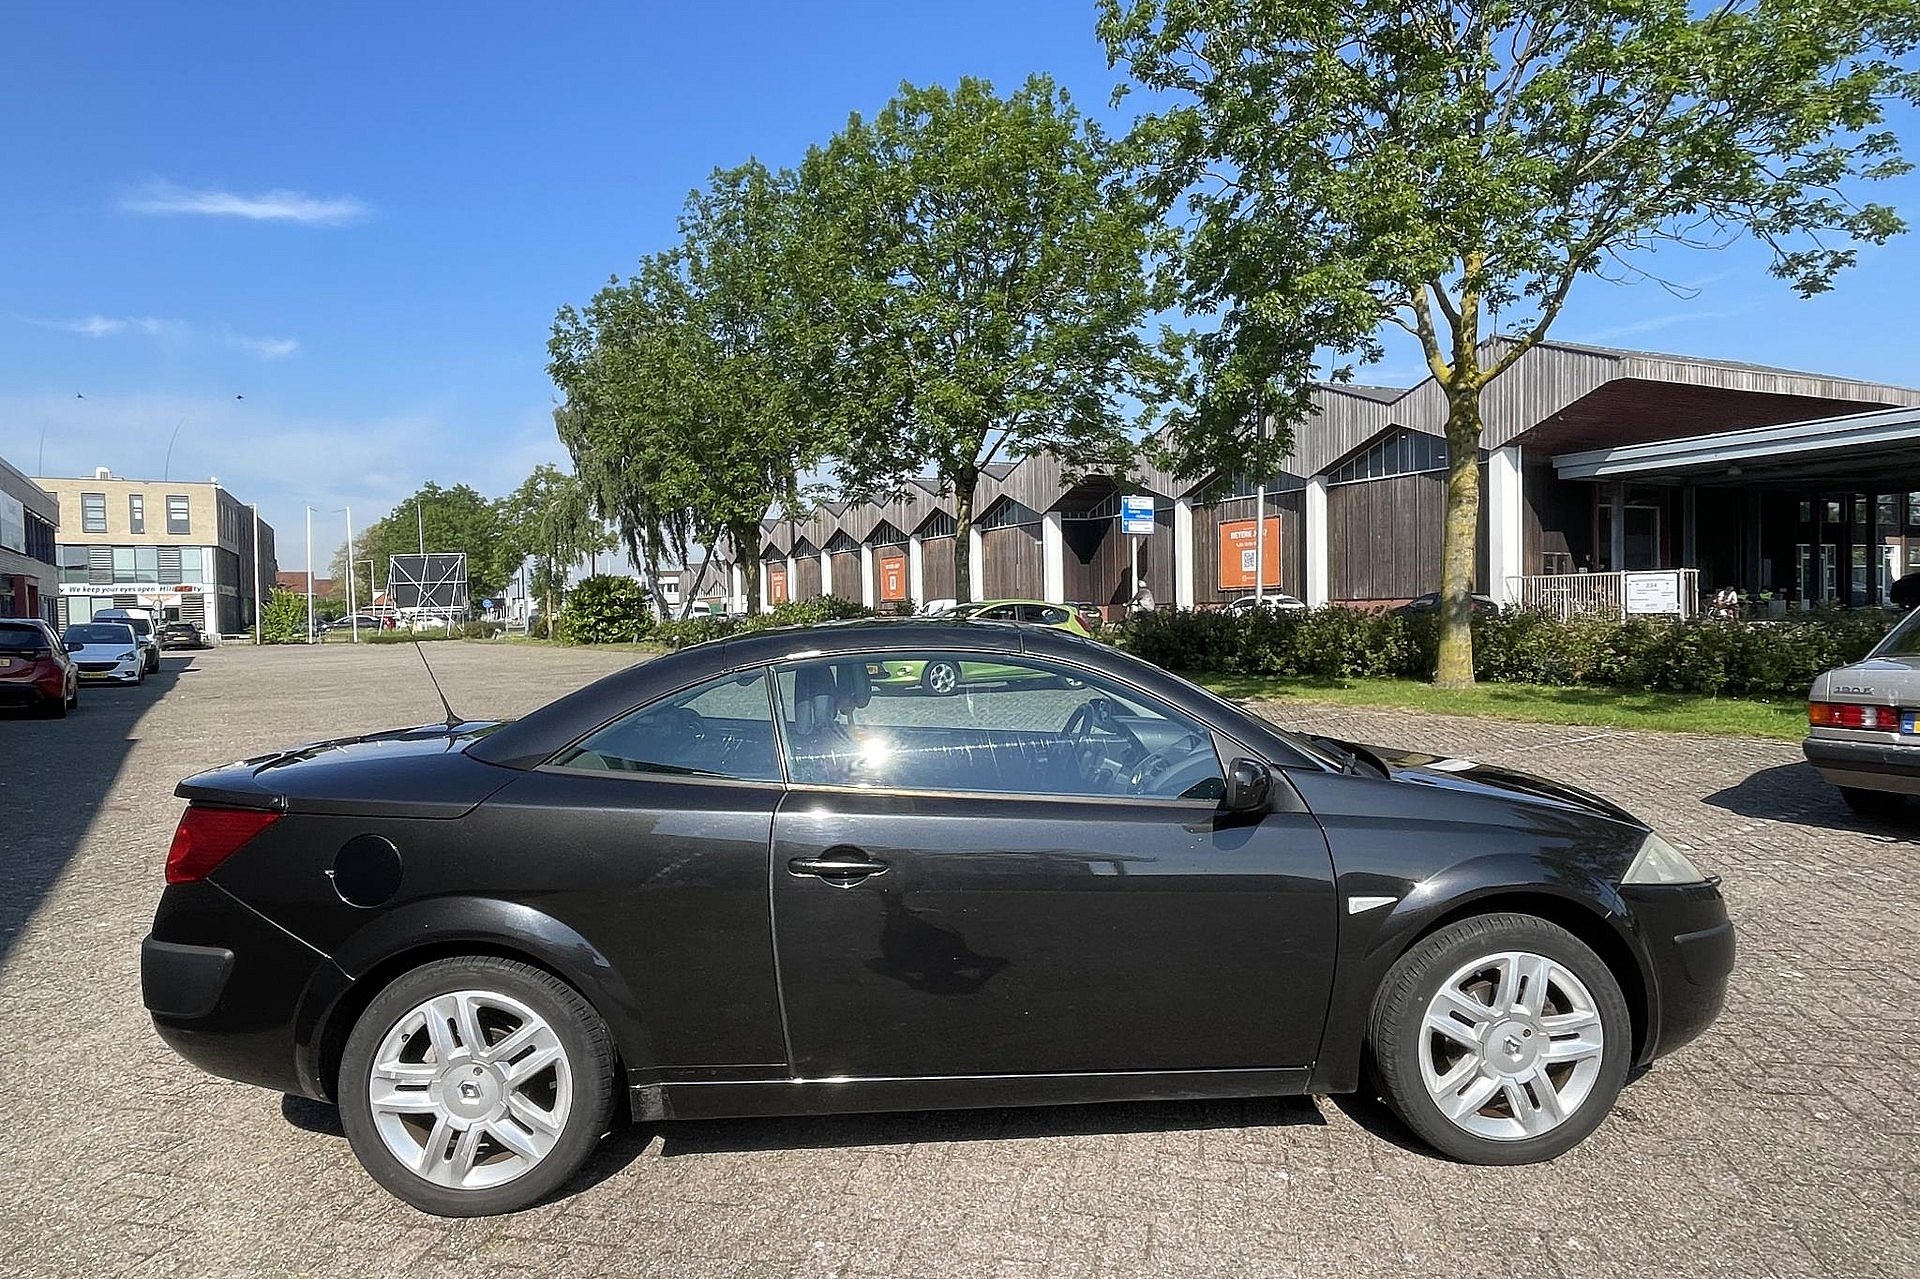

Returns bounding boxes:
[1327,430,1450,485]
[129,494,145,534]
[81,492,107,533]
[166,495,190,535]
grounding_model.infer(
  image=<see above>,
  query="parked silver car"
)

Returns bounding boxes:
[1803,608,1920,816]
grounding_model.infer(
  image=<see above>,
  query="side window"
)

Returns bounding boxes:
[774,653,1224,801]
[1025,604,1070,625]
[976,604,1018,621]
[553,670,780,782]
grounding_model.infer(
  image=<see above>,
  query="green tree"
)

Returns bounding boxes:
[798,75,1168,603]
[357,482,516,607]
[557,573,654,645]
[500,463,615,624]
[1102,0,1920,685]
[551,160,836,617]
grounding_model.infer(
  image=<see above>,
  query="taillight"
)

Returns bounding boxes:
[1808,701,1900,730]
[165,806,281,884]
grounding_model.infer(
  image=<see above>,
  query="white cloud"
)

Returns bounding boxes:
[6,391,567,564]
[1580,309,1735,342]
[121,180,368,226]
[17,314,296,360]
[223,331,299,360]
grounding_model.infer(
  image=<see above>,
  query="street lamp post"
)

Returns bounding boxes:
[250,503,262,645]
[340,505,358,643]
[304,506,315,644]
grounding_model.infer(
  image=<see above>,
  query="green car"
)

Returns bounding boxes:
[880,600,1092,695]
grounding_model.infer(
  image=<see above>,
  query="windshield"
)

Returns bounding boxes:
[0,623,48,654]
[1873,609,1920,659]
[66,624,136,646]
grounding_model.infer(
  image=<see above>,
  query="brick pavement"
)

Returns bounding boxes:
[0,642,1913,1278]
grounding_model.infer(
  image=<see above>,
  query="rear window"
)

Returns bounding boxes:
[0,623,47,654]
[99,614,152,636]
[66,624,136,645]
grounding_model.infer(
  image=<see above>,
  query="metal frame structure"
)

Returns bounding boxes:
[386,552,469,625]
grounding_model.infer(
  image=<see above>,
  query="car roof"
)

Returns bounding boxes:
[471,619,1116,769]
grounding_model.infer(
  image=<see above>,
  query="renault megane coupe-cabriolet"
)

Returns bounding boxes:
[142,620,1732,1216]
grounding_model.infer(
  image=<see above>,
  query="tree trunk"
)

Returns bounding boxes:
[1433,386,1485,689]
[641,534,667,621]
[734,523,763,616]
[952,469,979,605]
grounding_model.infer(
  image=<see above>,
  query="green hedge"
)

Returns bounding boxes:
[1120,605,1895,697]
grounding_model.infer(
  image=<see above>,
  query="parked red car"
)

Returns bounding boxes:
[0,617,79,717]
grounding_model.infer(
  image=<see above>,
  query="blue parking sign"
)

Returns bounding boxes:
[1120,494,1156,537]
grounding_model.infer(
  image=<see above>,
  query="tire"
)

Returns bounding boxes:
[42,690,67,719]
[1368,913,1630,1165]
[1840,786,1908,818]
[67,680,78,710]
[921,659,962,696]
[338,956,617,1216]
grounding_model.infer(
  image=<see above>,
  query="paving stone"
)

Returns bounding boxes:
[0,643,1913,1278]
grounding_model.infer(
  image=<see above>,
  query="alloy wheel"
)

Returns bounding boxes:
[1417,950,1605,1140]
[367,989,574,1191]
[924,661,959,695]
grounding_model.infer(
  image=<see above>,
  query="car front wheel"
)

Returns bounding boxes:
[338,956,617,1216]
[1368,913,1630,1164]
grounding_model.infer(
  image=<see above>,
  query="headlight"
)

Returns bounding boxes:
[1622,832,1708,885]
[119,651,137,661]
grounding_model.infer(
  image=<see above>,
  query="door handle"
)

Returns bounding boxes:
[787,853,890,883]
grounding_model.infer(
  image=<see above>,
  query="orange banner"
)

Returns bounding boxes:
[878,554,907,602]
[1218,517,1282,589]
[768,564,789,604]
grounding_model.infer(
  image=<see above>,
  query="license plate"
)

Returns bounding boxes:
[80,671,113,681]
[0,657,11,669]
[1905,710,1918,736]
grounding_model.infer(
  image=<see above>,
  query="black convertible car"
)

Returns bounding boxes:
[143,621,1732,1216]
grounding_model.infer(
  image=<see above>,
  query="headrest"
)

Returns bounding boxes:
[792,664,838,736]
[835,661,872,709]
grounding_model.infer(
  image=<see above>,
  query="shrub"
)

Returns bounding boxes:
[556,575,654,645]
[258,589,310,644]
[1116,602,1896,697]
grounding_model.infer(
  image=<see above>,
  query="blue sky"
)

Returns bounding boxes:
[4,2,1917,564]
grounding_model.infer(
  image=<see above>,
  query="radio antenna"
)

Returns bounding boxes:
[412,637,463,730]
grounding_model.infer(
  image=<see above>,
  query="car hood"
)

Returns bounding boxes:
[176,721,518,818]
[1329,738,1646,829]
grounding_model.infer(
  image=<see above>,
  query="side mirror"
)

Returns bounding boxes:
[64,641,79,653]
[1223,757,1273,814]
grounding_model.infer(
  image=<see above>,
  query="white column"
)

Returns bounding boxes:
[786,554,798,601]
[1041,511,1066,603]
[967,527,985,600]
[1173,497,1196,609]
[908,534,925,605]
[1305,476,1330,606]
[730,564,744,613]
[1487,445,1525,606]
[759,561,771,611]
[859,544,876,607]
[819,548,832,598]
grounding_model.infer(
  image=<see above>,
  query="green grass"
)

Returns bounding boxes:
[1190,672,1808,741]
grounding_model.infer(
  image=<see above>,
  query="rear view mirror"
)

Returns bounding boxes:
[1223,758,1273,814]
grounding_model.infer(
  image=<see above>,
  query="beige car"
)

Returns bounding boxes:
[1803,608,1920,817]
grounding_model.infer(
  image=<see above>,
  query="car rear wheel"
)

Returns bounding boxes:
[339,956,616,1216]
[43,688,68,718]
[1840,786,1908,818]
[1368,913,1629,1164]
[921,659,961,696]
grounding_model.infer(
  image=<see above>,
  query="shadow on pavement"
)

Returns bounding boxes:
[1702,760,1917,832]
[0,653,197,965]
[281,1091,1324,1199]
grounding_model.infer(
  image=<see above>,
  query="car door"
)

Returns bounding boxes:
[470,669,790,1076]
[768,649,1337,1081]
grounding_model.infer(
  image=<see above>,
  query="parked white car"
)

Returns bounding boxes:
[1224,593,1308,614]
[62,621,144,685]
[92,607,162,673]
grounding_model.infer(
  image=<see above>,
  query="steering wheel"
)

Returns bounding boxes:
[1063,698,1141,783]
[1127,729,1208,796]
